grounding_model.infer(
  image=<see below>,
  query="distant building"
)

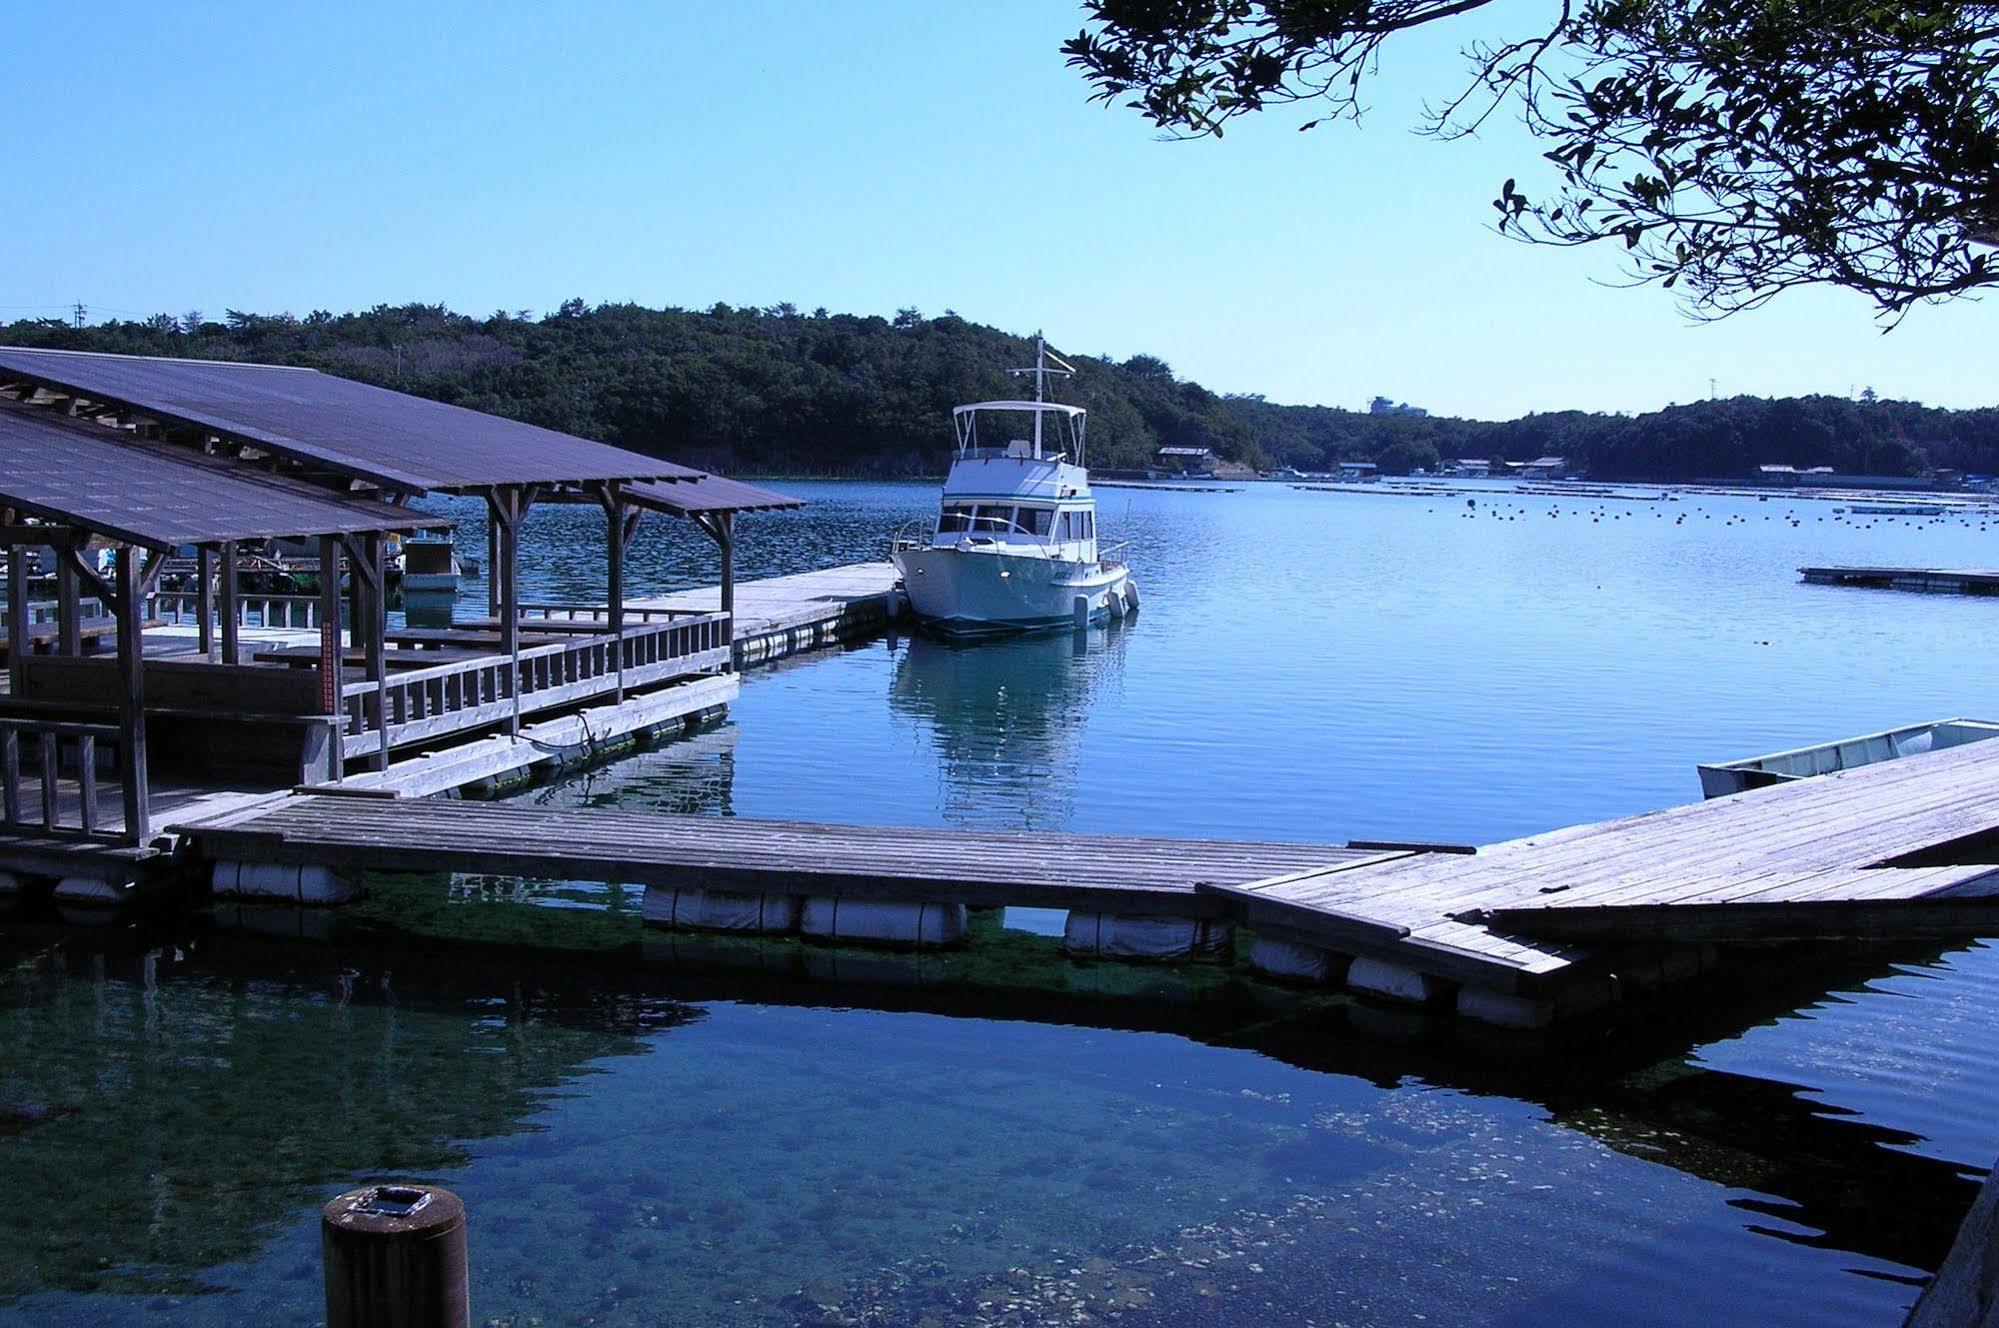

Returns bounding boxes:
[1449,458,1492,477]
[1508,456,1569,480]
[1155,445,1218,475]
[1755,463,1835,485]
[1337,460,1380,480]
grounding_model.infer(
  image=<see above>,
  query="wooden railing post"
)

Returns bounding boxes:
[197,544,216,658]
[220,543,241,664]
[5,544,27,694]
[114,546,149,843]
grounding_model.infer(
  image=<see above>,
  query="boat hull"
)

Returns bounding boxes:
[894,546,1131,635]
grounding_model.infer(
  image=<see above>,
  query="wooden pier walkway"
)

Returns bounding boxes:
[1801,565,1999,597]
[632,563,901,666]
[184,734,1999,1027]
[190,797,1370,915]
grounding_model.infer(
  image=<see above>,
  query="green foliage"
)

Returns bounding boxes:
[1226,392,1999,481]
[1069,0,1999,318]
[10,301,1994,480]
[0,302,1263,476]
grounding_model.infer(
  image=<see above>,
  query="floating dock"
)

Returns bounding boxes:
[169,735,1999,1029]
[1801,565,1999,597]
[632,562,901,666]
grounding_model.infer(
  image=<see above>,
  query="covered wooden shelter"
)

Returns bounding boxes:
[0,345,799,661]
[0,347,800,850]
[0,398,449,843]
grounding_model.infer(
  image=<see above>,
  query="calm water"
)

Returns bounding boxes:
[7,480,1999,1326]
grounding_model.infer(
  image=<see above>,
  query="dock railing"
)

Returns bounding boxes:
[337,612,730,758]
[515,601,722,626]
[150,591,324,631]
[0,717,125,841]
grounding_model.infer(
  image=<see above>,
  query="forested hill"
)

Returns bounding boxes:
[1227,393,1999,481]
[0,303,1256,476]
[5,302,1997,481]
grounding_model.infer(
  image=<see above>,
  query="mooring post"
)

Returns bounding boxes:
[322,1183,469,1328]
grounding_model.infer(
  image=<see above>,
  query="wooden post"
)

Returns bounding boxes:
[5,544,25,694]
[363,533,389,772]
[322,1184,470,1328]
[318,537,343,773]
[197,544,216,657]
[219,543,241,665]
[601,487,627,702]
[718,511,735,620]
[486,508,502,617]
[113,546,149,844]
[56,553,80,656]
[487,489,524,735]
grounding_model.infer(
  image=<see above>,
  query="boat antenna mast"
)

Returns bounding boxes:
[1007,332,1076,459]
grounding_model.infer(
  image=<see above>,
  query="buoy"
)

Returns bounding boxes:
[322,1183,469,1328]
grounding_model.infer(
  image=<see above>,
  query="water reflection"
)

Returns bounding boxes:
[0,928,692,1303]
[530,719,738,817]
[3,895,1981,1327]
[888,624,1130,830]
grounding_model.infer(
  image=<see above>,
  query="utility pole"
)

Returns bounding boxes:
[1708,377,1717,400]
[72,303,86,328]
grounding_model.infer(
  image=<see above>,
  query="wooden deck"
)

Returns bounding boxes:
[188,796,1371,916]
[180,734,1999,1024]
[1215,735,1999,995]
[1801,565,1999,596]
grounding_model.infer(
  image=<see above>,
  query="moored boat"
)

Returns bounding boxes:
[891,336,1138,635]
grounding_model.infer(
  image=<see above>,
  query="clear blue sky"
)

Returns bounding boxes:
[7,1,1992,419]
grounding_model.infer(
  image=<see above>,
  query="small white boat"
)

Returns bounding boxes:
[892,336,1138,636]
[1697,718,1999,798]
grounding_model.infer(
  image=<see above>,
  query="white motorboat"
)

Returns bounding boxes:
[892,336,1139,635]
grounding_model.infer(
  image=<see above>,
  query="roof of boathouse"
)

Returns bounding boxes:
[0,398,450,550]
[0,346,705,495]
[621,474,803,516]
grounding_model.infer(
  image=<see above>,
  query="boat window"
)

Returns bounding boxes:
[1058,511,1076,540]
[938,505,972,534]
[1081,512,1096,541]
[1020,507,1053,536]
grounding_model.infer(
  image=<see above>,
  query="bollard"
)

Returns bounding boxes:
[322,1183,469,1328]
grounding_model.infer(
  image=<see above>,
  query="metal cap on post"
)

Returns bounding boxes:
[322,1183,469,1328]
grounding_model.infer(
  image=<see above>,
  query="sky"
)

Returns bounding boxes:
[5,0,1994,419]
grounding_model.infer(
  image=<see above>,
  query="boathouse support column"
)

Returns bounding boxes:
[691,510,736,664]
[56,554,79,655]
[5,543,25,694]
[486,486,532,736]
[487,510,502,617]
[219,543,241,665]
[113,546,150,843]
[317,536,344,773]
[196,544,216,657]
[345,532,390,773]
[596,485,628,703]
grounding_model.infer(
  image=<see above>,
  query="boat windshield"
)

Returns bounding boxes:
[936,504,1072,541]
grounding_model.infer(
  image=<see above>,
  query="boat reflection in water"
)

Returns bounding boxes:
[888,617,1131,831]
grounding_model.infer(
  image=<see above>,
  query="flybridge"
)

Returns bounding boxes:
[951,335,1088,463]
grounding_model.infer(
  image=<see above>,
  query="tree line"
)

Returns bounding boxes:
[4,302,1996,481]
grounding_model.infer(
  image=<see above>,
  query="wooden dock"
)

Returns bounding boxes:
[189,796,1370,915]
[178,735,1999,1028]
[1801,565,1999,597]
[632,562,901,666]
